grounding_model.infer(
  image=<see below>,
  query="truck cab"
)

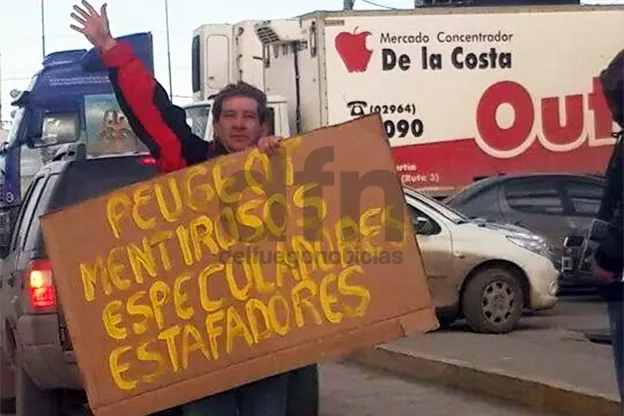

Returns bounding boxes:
[0,32,154,251]
[186,21,290,139]
[191,20,266,101]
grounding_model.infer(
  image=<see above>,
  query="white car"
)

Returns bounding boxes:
[404,187,559,333]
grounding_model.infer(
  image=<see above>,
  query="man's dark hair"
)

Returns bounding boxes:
[211,81,268,124]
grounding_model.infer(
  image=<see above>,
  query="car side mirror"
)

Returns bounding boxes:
[413,216,434,235]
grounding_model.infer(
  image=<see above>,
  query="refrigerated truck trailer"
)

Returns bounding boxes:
[248,4,624,197]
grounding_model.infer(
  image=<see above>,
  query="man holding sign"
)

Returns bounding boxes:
[69,1,315,415]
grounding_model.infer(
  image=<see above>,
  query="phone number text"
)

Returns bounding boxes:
[347,100,417,116]
[371,103,417,115]
[384,119,424,139]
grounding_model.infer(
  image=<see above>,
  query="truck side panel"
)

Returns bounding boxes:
[192,24,235,101]
[264,44,298,134]
[263,19,323,135]
[320,7,623,194]
[235,21,266,91]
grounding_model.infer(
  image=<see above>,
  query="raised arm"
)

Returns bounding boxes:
[70,0,209,173]
[100,41,209,172]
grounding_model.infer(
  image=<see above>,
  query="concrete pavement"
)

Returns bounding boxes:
[349,297,621,416]
[0,362,557,416]
[320,362,560,416]
[0,297,616,415]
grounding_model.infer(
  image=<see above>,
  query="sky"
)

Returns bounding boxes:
[0,0,621,125]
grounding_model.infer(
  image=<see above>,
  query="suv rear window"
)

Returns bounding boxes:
[563,180,604,216]
[503,179,564,214]
[28,156,159,253]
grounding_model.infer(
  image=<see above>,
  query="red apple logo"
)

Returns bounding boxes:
[335,27,373,73]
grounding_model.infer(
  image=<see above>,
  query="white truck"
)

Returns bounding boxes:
[185,20,291,142]
[191,20,266,101]
[185,4,624,198]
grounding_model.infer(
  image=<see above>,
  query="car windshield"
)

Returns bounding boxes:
[84,94,150,157]
[185,104,210,139]
[443,178,493,205]
[404,187,469,224]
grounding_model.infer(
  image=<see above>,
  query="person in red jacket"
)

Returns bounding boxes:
[69,2,309,416]
[71,1,281,171]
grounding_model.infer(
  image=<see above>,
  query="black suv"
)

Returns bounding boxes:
[0,145,161,415]
[444,173,605,270]
[0,144,318,415]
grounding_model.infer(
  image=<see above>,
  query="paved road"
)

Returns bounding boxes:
[434,291,608,336]
[320,362,559,416]
[0,362,560,416]
[524,291,608,332]
[1,295,602,416]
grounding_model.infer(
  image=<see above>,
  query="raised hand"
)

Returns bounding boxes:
[257,135,282,155]
[70,0,116,52]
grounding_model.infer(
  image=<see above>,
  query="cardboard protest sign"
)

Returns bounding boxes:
[41,114,438,416]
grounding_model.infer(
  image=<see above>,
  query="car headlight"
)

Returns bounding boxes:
[506,234,553,258]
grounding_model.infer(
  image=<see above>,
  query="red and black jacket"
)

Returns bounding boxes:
[100,41,228,174]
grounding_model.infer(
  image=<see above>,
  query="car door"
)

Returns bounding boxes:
[560,178,605,235]
[500,177,569,260]
[406,202,455,308]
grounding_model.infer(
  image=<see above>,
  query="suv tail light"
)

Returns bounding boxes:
[26,259,56,309]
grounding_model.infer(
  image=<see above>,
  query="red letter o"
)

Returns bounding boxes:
[476,81,535,157]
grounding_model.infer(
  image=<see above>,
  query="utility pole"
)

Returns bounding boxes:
[41,0,46,59]
[343,0,355,10]
[165,0,173,97]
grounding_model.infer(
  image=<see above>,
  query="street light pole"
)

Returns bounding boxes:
[165,0,173,98]
[41,0,46,59]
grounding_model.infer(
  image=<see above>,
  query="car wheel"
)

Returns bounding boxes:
[15,354,61,416]
[461,266,524,334]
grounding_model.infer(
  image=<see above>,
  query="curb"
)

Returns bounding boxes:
[347,344,622,416]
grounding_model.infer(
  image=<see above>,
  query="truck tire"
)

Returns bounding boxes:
[15,355,61,416]
[286,364,319,416]
[461,266,524,334]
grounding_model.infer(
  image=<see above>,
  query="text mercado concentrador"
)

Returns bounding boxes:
[76,139,408,391]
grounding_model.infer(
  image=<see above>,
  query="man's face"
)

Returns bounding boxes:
[213,95,268,152]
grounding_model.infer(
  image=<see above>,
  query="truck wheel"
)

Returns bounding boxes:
[286,364,319,416]
[461,266,524,334]
[15,357,61,416]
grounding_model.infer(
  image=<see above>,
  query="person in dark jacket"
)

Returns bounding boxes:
[591,48,623,402]
[69,2,318,416]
